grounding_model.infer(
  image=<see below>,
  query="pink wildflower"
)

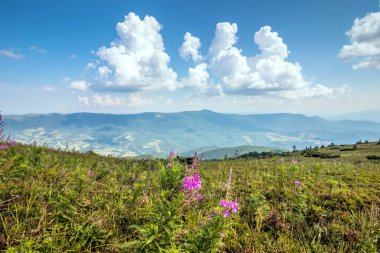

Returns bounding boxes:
[167,150,175,167]
[223,209,230,218]
[219,199,228,208]
[294,180,301,186]
[291,159,298,165]
[191,152,198,170]
[230,201,239,213]
[168,150,175,159]
[7,139,16,147]
[0,145,8,150]
[183,173,202,190]
[219,199,239,216]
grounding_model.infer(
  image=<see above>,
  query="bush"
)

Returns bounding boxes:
[367,155,380,160]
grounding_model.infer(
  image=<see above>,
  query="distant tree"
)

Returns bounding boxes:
[364,139,369,144]
[356,140,363,144]
[321,145,325,148]
[292,145,297,152]
[235,149,239,158]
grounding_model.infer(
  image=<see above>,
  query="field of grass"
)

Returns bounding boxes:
[0,141,380,252]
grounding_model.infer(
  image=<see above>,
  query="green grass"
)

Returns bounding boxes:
[0,141,380,252]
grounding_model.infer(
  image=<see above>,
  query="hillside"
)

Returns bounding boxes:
[0,140,379,252]
[4,110,380,157]
[180,145,285,160]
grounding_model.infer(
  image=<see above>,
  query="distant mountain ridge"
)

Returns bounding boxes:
[4,110,380,157]
[332,109,380,123]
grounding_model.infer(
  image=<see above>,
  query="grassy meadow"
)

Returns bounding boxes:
[0,141,380,252]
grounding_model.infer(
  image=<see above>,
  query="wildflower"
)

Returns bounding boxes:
[291,159,298,165]
[219,199,228,208]
[167,150,175,167]
[8,140,16,147]
[168,149,175,159]
[183,173,202,190]
[230,200,239,213]
[183,153,202,203]
[223,209,230,218]
[279,157,285,163]
[219,168,239,218]
[294,180,301,186]
[0,145,8,150]
[191,152,198,170]
[219,199,239,215]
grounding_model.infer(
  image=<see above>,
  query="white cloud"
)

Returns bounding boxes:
[93,94,126,107]
[80,13,345,101]
[127,93,154,107]
[70,80,90,91]
[206,24,337,98]
[181,63,210,92]
[179,32,203,62]
[86,62,96,69]
[242,135,252,144]
[0,49,23,59]
[98,66,112,79]
[95,12,177,91]
[69,54,77,59]
[29,46,46,53]
[254,26,288,58]
[143,140,161,152]
[339,12,380,69]
[78,96,90,107]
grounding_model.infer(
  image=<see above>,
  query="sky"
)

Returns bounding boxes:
[0,0,379,116]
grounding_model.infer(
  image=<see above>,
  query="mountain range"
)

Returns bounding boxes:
[4,110,380,157]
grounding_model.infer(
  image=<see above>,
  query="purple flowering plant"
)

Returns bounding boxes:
[183,152,203,202]
[218,168,239,218]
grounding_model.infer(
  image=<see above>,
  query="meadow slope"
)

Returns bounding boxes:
[0,141,380,252]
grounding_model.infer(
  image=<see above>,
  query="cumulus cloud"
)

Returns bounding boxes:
[273,84,352,100]
[339,11,380,69]
[93,94,126,107]
[179,32,203,62]
[70,80,90,91]
[0,49,23,59]
[180,63,210,92]
[205,24,339,98]
[78,96,90,107]
[95,12,177,91]
[84,13,345,100]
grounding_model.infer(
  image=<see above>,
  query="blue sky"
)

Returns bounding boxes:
[0,0,379,115]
